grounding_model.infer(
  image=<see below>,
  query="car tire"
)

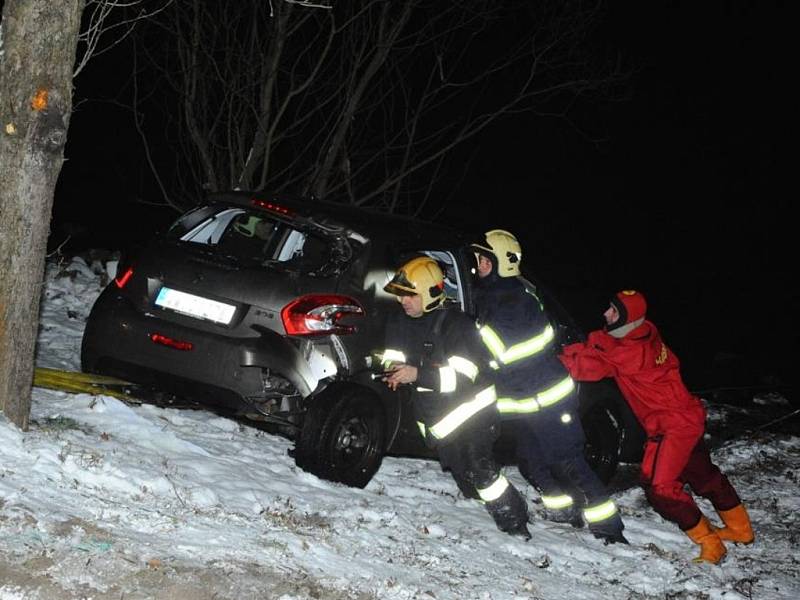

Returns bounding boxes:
[294,387,386,488]
[580,401,622,484]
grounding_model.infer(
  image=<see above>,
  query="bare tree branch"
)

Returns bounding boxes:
[121,0,625,216]
[74,1,174,77]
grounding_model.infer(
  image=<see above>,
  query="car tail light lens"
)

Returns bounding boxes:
[281,294,364,336]
[114,266,135,289]
[150,333,194,351]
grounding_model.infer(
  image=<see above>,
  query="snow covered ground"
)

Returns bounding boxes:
[1,256,798,599]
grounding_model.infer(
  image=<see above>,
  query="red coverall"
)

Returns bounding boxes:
[559,321,741,530]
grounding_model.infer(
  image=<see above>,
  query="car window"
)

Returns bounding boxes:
[168,206,332,273]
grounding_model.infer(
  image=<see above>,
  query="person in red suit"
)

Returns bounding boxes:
[559,290,754,564]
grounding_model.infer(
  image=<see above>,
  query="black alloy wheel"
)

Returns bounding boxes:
[294,387,386,488]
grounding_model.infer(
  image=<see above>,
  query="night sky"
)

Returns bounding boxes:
[49,2,793,392]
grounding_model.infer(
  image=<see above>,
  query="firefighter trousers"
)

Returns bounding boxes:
[515,409,624,536]
[438,431,529,534]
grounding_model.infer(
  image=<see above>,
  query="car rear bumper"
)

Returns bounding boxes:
[81,289,319,406]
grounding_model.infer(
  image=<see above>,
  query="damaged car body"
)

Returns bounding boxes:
[82,191,644,488]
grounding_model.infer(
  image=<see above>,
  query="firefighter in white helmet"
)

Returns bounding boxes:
[471,230,627,544]
[379,255,531,539]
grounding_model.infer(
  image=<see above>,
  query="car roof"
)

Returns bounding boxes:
[205,190,474,248]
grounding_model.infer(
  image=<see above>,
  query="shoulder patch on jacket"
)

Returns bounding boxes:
[655,343,668,365]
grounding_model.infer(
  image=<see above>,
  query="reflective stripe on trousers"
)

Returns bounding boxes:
[583,500,618,523]
[542,494,574,510]
[477,474,510,503]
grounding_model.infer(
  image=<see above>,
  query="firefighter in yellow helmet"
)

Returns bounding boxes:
[471,230,627,544]
[379,256,531,538]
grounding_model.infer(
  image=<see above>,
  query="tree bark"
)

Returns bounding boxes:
[0,0,84,429]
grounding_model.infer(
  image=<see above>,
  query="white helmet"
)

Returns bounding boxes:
[471,229,522,277]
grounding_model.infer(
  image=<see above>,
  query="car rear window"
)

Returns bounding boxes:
[166,206,331,273]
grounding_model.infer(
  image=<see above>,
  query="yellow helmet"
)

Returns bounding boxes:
[471,229,521,277]
[383,256,445,312]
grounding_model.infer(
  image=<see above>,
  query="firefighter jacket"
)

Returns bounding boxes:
[473,276,575,417]
[559,321,705,437]
[381,304,498,445]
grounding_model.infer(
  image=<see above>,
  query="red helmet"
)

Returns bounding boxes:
[608,290,647,334]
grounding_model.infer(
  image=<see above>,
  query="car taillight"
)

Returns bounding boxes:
[281,294,364,336]
[251,198,295,217]
[114,266,135,289]
[150,333,194,351]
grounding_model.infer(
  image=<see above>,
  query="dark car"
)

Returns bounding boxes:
[81,191,644,488]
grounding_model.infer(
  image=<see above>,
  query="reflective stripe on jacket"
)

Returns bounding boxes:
[473,276,574,415]
[382,305,498,441]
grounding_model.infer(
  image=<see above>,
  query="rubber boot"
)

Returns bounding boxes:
[589,513,629,545]
[505,520,532,541]
[486,485,531,541]
[685,515,726,564]
[592,528,629,545]
[544,505,584,529]
[714,504,754,544]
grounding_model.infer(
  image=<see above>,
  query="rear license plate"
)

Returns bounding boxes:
[155,287,236,325]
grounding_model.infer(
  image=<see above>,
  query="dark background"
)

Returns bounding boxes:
[49,2,794,393]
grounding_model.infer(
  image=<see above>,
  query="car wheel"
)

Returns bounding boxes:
[580,401,621,484]
[294,387,386,488]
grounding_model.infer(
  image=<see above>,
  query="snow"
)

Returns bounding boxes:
[1,256,798,599]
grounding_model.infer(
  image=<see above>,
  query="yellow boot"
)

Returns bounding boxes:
[715,504,755,544]
[685,515,727,564]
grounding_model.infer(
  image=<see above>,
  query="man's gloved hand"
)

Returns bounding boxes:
[384,364,418,391]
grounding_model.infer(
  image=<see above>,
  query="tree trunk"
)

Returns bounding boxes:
[0,0,84,429]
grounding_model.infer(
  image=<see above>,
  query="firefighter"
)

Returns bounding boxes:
[559,290,754,563]
[379,256,531,539]
[471,230,627,544]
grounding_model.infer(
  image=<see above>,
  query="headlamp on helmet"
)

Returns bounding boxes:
[384,256,445,312]
[470,229,521,277]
